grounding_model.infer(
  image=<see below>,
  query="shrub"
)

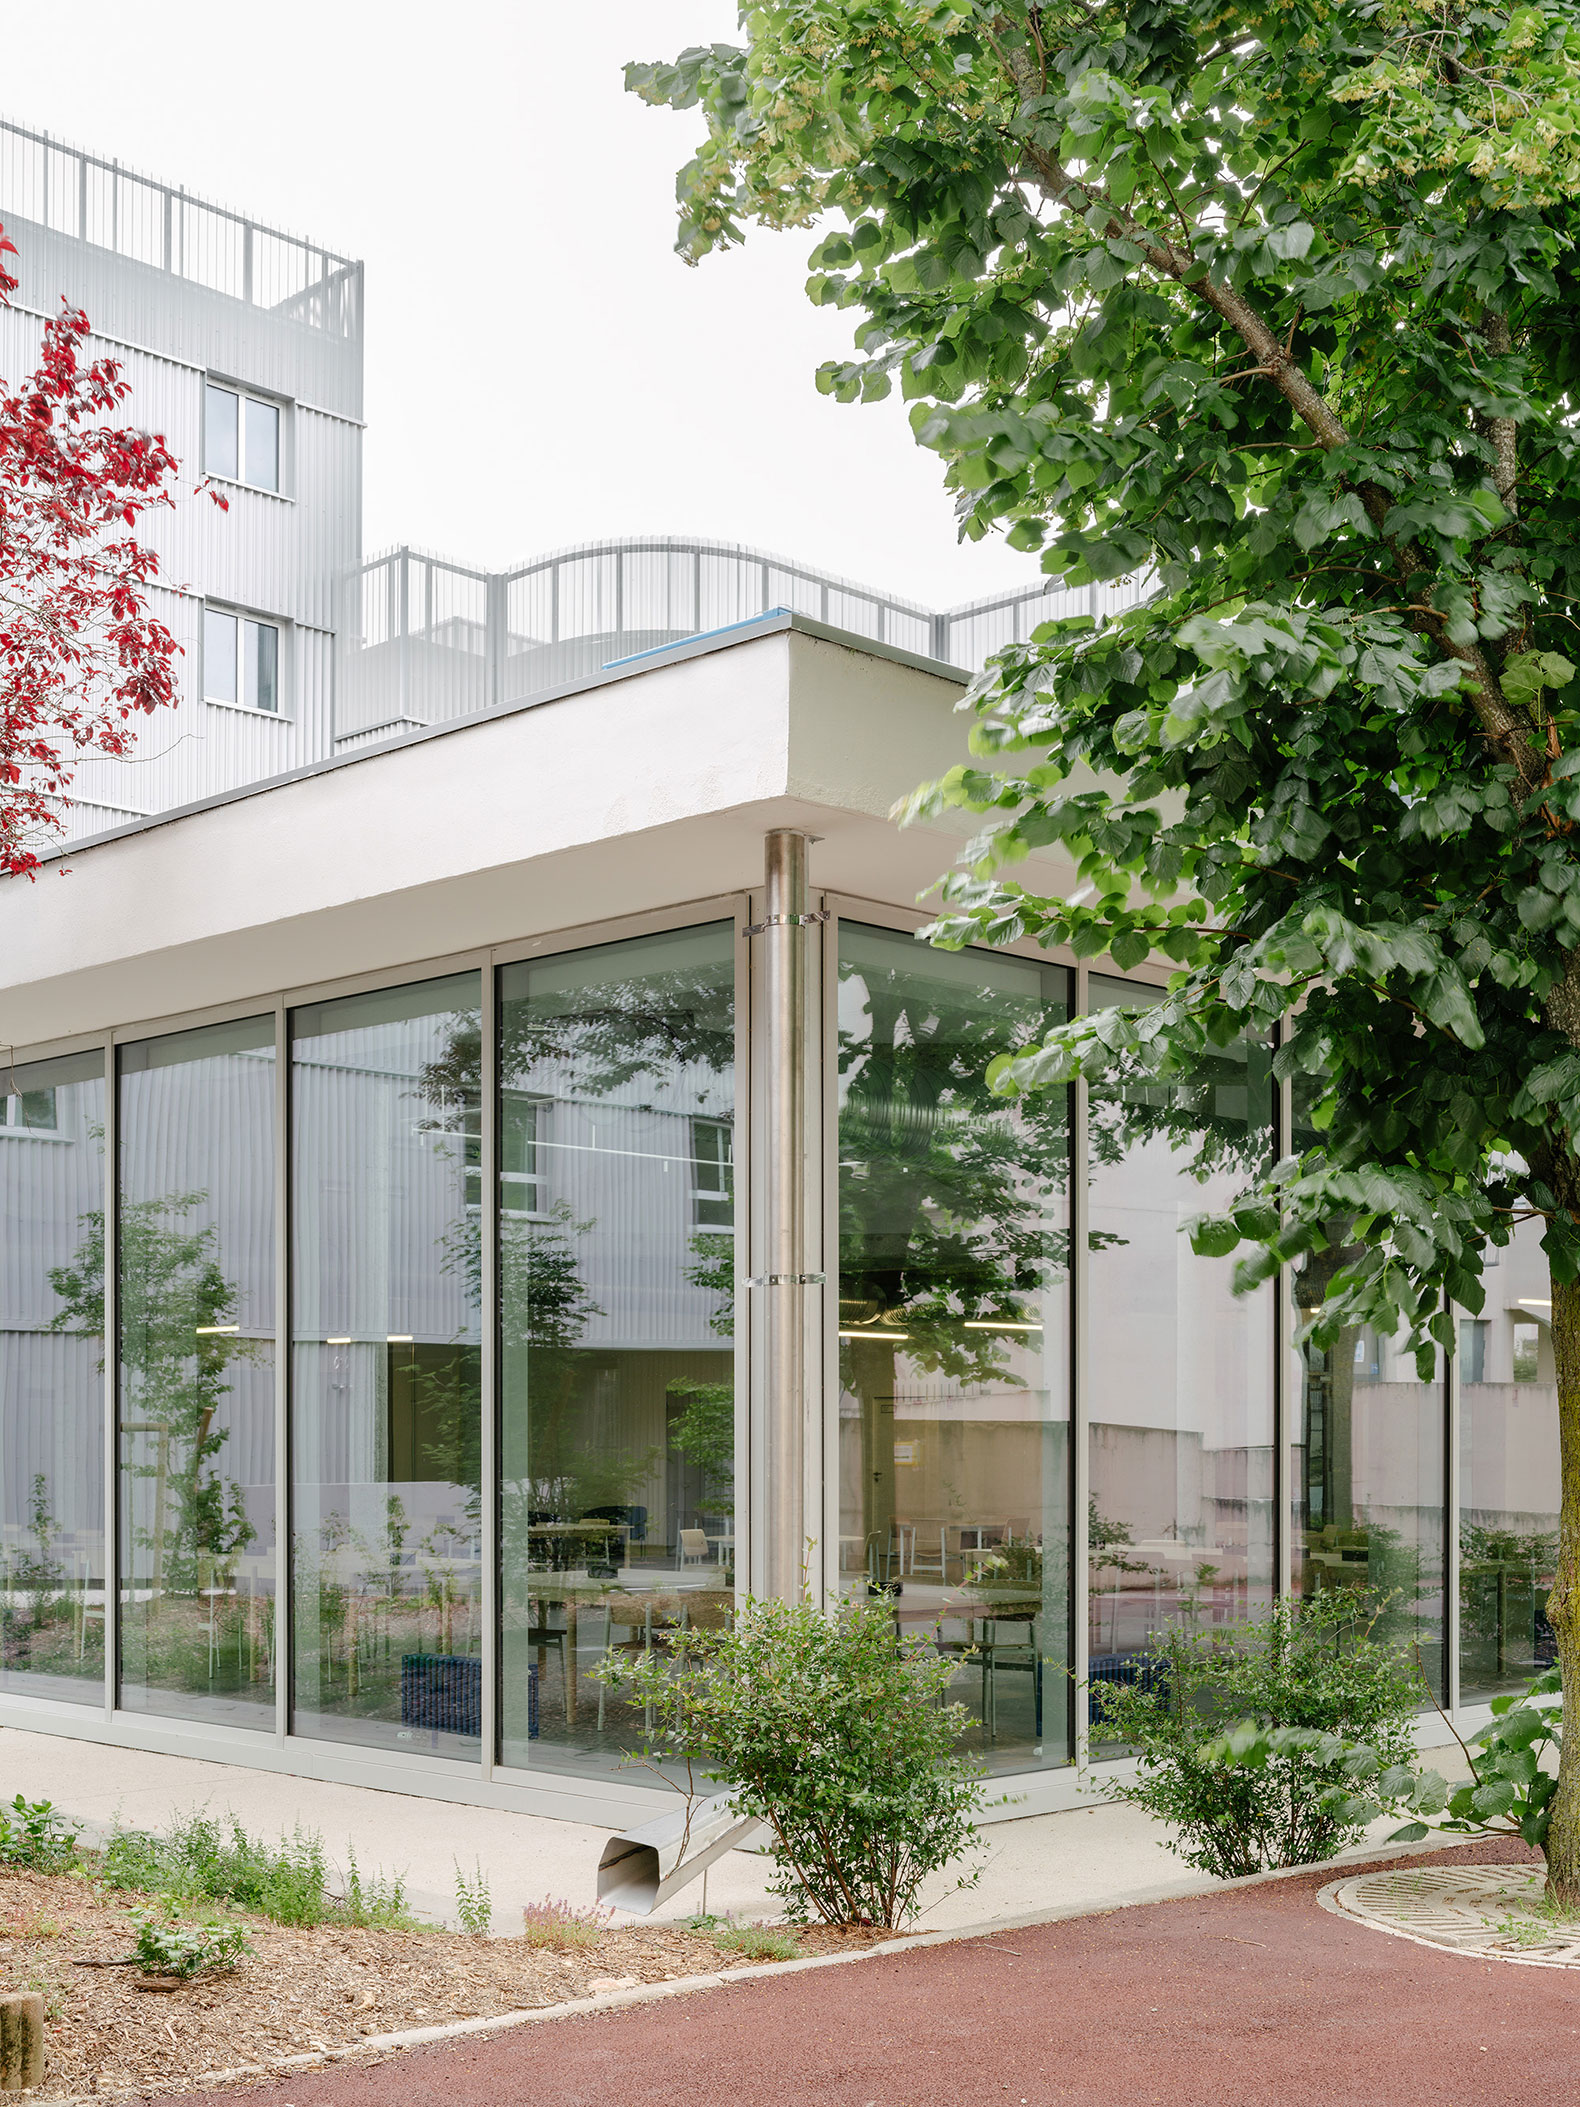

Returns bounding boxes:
[131,1904,251,1980]
[598,1592,983,1928]
[712,1921,798,1961]
[520,1897,610,1950]
[0,1796,80,1872]
[1209,1668,1564,1874]
[1092,1594,1421,1879]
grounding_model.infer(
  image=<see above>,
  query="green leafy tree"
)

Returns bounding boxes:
[49,1198,255,1591]
[630,0,1580,1900]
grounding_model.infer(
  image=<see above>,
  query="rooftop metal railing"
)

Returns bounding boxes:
[0,117,360,337]
[334,536,1150,748]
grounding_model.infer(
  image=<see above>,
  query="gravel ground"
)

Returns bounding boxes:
[0,1865,890,2100]
[150,1837,1569,2107]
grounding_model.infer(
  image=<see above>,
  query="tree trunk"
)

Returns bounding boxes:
[1543,1269,1580,1906]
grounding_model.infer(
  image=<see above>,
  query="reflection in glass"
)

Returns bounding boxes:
[204,384,238,481]
[203,609,237,704]
[837,924,1072,1772]
[119,1020,276,1725]
[496,927,735,1774]
[1086,976,1274,1721]
[1290,1080,1445,1694]
[0,1052,106,1702]
[244,397,279,492]
[291,973,482,1758]
[1459,1221,1558,1702]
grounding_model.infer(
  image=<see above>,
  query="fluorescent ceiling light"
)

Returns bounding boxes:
[194,1323,239,1335]
[963,1320,1043,1331]
[838,1329,909,1340]
[326,1336,352,1345]
[387,1334,414,1343]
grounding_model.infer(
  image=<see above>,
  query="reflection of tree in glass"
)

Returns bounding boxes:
[48,1196,256,1592]
[838,958,1074,1561]
[424,972,733,1552]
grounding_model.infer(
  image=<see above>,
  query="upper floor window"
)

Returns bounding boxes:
[204,606,281,714]
[691,1117,733,1231]
[463,1092,546,1215]
[1,1086,57,1133]
[205,382,280,493]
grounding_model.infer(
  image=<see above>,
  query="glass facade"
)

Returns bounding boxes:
[1087,977,1275,1731]
[1289,1080,1447,1696]
[291,973,482,1758]
[119,1019,276,1725]
[837,925,1072,1772]
[1458,1221,1559,1703]
[0,914,1559,1789]
[497,926,735,1775]
[0,1052,106,1702]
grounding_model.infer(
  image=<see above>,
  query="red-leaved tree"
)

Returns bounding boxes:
[0,219,195,879]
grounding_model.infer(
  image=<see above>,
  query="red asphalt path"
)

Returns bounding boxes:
[163,1842,1567,2107]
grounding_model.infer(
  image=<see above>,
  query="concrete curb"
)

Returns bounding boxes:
[80,1826,1506,2103]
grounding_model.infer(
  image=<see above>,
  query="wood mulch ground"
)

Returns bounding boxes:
[0,1866,895,2101]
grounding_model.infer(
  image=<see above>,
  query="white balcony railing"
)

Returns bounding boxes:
[0,116,360,337]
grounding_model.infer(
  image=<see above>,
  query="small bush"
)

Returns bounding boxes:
[0,1796,81,1872]
[131,1904,251,1980]
[597,1592,983,1928]
[1092,1593,1420,1879]
[520,1896,610,1950]
[712,1921,798,1961]
[454,1859,492,1937]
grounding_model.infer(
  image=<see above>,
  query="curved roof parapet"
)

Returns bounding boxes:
[335,535,1151,745]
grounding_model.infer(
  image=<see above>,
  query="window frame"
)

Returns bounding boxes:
[202,602,288,718]
[203,378,287,496]
[0,1084,60,1136]
[690,1114,734,1234]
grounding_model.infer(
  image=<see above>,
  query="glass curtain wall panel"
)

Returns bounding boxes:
[1289,1079,1447,1694]
[1458,1218,1559,1702]
[837,924,1073,1773]
[118,1020,277,1725]
[0,1051,106,1702]
[1086,975,1275,1729]
[496,926,735,1775]
[292,974,482,1759]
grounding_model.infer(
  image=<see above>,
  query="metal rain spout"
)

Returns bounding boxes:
[595,1791,765,1916]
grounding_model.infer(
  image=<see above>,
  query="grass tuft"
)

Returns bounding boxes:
[712,1921,799,1962]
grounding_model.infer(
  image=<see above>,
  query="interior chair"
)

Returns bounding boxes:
[908,1525,948,1581]
[678,1527,711,1569]
[525,1608,570,1718]
[979,1616,1043,1743]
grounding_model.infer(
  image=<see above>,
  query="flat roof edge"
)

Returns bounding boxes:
[17,612,969,868]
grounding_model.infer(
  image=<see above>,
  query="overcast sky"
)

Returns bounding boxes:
[3,1,1037,612]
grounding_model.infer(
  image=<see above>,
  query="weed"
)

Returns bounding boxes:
[0,1796,81,1872]
[712,1921,799,1962]
[99,1810,414,1929]
[453,1859,492,1937]
[520,1896,611,1951]
[131,1904,251,1980]
[683,1911,722,1932]
[340,1846,415,1929]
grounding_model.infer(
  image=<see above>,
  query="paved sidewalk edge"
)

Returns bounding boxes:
[101,1826,1509,2103]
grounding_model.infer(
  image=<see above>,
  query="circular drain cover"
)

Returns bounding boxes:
[1322,1864,1580,1967]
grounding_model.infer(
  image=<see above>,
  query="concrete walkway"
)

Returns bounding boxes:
[0,1723,1230,1932]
